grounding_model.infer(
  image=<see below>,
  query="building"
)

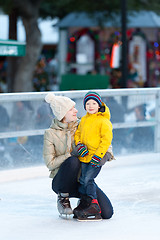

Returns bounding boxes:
[57,11,160,89]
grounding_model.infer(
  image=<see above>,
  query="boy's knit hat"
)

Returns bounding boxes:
[45,93,75,121]
[83,91,102,109]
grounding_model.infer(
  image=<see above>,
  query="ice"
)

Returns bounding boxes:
[0,153,160,240]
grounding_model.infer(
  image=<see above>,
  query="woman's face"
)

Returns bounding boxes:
[63,106,78,123]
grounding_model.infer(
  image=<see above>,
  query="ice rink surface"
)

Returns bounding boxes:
[0,152,160,240]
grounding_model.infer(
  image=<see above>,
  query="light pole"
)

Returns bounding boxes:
[121,0,127,88]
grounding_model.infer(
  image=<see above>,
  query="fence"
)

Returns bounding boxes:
[0,88,160,169]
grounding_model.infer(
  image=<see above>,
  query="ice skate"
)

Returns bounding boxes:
[57,193,73,218]
[76,199,102,221]
[73,195,91,218]
[77,214,102,221]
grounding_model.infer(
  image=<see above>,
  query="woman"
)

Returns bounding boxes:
[43,92,113,220]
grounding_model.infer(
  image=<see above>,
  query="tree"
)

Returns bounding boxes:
[0,0,43,92]
[39,0,160,19]
[1,0,160,92]
[7,8,18,92]
[13,0,43,92]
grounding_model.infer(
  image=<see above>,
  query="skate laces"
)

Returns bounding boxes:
[63,197,70,204]
[59,196,71,208]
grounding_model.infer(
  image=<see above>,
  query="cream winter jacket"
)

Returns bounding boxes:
[43,118,78,178]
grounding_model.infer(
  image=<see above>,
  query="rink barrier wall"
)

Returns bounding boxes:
[0,88,160,153]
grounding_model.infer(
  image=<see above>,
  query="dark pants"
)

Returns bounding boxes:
[79,162,101,199]
[52,156,113,219]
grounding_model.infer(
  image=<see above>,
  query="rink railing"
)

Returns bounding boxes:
[0,88,160,152]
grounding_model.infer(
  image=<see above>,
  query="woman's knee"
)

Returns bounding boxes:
[96,186,114,219]
[62,156,80,172]
[101,206,114,219]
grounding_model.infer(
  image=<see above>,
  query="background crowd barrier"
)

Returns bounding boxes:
[0,88,159,170]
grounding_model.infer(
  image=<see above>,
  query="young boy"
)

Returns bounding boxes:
[74,91,114,221]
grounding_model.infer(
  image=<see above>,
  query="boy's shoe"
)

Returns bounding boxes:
[73,195,91,218]
[57,193,73,215]
[76,199,102,221]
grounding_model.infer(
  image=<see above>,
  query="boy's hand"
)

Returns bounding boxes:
[90,155,101,168]
[77,143,89,157]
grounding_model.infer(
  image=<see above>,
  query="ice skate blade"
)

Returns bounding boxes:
[57,205,73,215]
[77,216,102,222]
[59,214,73,220]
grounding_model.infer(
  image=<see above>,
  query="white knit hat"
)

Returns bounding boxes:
[45,93,76,121]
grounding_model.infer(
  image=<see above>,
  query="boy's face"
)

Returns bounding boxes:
[85,99,99,114]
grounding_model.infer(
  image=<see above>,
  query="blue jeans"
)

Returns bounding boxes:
[79,162,101,199]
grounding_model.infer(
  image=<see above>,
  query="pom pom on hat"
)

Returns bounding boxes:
[45,93,75,121]
[45,92,55,104]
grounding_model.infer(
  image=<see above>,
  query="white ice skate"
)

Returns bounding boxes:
[57,193,73,219]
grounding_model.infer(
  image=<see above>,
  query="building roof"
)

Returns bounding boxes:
[57,11,160,28]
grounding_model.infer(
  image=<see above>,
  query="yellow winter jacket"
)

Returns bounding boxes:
[74,103,113,163]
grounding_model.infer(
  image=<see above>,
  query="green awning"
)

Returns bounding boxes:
[0,39,26,56]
